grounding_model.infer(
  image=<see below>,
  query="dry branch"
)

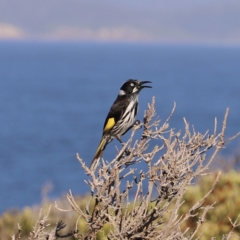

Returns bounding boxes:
[60,97,240,239]
[12,97,239,239]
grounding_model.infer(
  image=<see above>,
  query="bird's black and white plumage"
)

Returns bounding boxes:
[90,79,152,170]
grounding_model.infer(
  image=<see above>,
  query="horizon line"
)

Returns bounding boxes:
[1,38,240,48]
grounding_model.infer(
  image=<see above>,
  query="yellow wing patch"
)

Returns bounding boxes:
[104,117,115,133]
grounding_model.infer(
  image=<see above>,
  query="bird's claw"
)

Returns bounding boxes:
[134,120,141,126]
[133,120,142,130]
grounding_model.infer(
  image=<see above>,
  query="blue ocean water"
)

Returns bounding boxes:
[0,41,239,213]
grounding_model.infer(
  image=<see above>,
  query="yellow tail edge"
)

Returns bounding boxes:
[90,137,107,170]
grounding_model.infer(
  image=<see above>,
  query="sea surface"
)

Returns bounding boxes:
[0,41,239,213]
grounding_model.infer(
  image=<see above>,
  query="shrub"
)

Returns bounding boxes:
[11,97,240,239]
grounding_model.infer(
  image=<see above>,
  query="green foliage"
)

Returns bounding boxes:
[1,171,240,239]
[180,171,240,239]
[0,196,88,240]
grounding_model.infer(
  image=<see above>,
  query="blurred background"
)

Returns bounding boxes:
[0,0,240,213]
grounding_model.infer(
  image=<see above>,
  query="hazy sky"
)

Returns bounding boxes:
[0,0,240,45]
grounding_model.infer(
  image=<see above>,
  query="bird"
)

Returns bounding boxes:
[90,79,152,170]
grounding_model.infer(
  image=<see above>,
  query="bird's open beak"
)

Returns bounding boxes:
[139,81,152,89]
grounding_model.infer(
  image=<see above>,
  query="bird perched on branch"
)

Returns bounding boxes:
[90,79,152,170]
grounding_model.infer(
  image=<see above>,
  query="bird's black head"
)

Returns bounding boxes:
[119,79,152,96]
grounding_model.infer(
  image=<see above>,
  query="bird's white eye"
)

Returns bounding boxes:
[130,83,134,87]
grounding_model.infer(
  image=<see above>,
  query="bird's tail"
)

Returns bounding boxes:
[90,136,109,170]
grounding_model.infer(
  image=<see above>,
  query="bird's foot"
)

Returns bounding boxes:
[134,120,141,126]
[133,119,142,130]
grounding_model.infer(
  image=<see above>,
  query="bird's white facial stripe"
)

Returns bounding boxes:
[132,86,138,93]
[119,89,126,96]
